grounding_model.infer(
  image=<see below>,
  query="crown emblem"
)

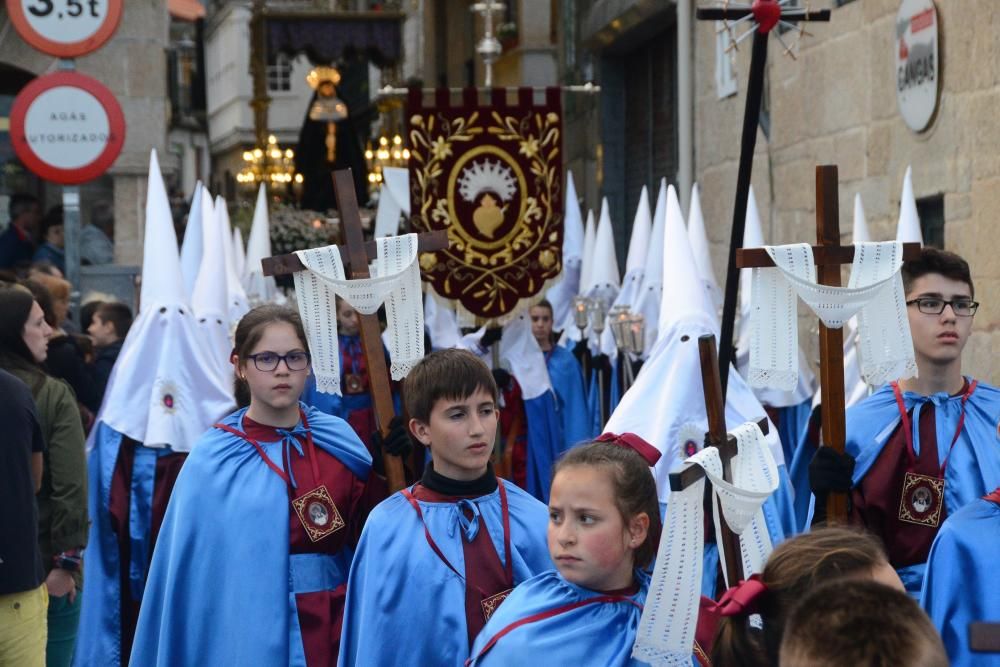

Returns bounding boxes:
[458,159,517,204]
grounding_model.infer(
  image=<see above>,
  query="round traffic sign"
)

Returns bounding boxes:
[6,0,124,58]
[10,71,125,184]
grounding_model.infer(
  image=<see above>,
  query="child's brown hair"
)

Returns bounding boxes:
[232,305,308,408]
[403,348,498,424]
[780,579,948,667]
[553,439,662,570]
[711,526,890,667]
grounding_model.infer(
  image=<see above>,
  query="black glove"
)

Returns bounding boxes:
[371,415,412,459]
[492,368,511,391]
[808,446,856,495]
[481,327,503,348]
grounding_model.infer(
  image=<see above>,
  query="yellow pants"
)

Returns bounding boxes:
[0,584,48,667]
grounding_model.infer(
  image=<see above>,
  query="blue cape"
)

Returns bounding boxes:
[921,495,1000,667]
[587,359,621,438]
[130,405,370,666]
[547,345,592,450]
[524,391,566,502]
[338,481,552,666]
[468,569,661,667]
[840,379,1000,592]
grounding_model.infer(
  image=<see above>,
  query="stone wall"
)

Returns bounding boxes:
[693,0,999,384]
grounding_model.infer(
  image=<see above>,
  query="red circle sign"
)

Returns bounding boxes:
[6,0,124,58]
[10,71,125,185]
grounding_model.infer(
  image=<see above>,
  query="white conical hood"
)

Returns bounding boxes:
[587,197,621,305]
[852,193,871,244]
[243,184,285,305]
[179,182,204,300]
[735,185,816,407]
[548,170,586,329]
[896,165,923,243]
[632,178,668,357]
[605,183,784,502]
[233,226,247,282]
[579,209,597,294]
[424,290,462,350]
[96,152,234,452]
[658,183,712,336]
[215,195,250,323]
[373,167,409,238]
[687,183,723,312]
[625,186,652,274]
[192,184,234,387]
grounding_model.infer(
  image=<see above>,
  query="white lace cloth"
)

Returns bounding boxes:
[293,234,423,394]
[632,421,777,666]
[749,241,916,391]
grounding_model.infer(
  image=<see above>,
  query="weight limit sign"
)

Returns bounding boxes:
[6,0,124,58]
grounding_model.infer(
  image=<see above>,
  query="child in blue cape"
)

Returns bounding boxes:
[338,349,552,666]
[131,305,396,666]
[468,434,710,666]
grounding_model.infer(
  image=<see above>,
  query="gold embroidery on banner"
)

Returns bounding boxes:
[480,588,513,621]
[898,472,945,528]
[292,485,345,542]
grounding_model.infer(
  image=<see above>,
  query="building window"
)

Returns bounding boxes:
[267,53,293,93]
[916,194,945,249]
[715,22,737,99]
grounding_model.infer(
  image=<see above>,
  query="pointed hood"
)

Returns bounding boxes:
[374,166,409,238]
[192,184,234,388]
[658,183,713,336]
[735,186,816,407]
[687,183,723,312]
[579,209,597,295]
[232,226,247,282]
[96,151,234,452]
[243,184,285,306]
[632,179,668,357]
[603,186,653,355]
[179,182,204,300]
[587,197,621,306]
[424,289,462,351]
[548,170,586,329]
[896,166,923,243]
[215,195,250,323]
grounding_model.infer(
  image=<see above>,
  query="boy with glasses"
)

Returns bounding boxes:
[810,248,1000,596]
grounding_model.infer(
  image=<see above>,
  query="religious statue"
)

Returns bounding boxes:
[295,66,370,212]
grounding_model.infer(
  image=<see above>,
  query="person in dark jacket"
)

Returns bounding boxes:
[0,194,41,270]
[88,301,133,405]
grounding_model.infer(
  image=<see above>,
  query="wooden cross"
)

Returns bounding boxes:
[262,168,449,493]
[735,165,921,522]
[694,1,830,398]
[970,622,1000,654]
[669,333,770,589]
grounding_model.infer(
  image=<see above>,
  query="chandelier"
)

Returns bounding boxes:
[364,133,410,187]
[237,134,303,187]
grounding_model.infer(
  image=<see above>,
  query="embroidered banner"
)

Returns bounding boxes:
[408,88,563,319]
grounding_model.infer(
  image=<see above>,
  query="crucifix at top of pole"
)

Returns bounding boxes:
[471,0,507,87]
[694,1,830,400]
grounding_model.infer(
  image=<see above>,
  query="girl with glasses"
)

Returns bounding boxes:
[132,305,387,666]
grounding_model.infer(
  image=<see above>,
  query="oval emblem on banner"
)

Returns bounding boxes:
[10,71,126,185]
[895,0,939,132]
[6,0,124,58]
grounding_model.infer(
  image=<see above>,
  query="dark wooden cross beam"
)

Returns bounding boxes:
[262,168,449,493]
[970,623,1000,654]
[668,333,770,588]
[694,1,830,398]
[736,165,921,523]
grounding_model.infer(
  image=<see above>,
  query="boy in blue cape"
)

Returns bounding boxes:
[810,248,1000,595]
[338,349,552,666]
[921,487,1000,666]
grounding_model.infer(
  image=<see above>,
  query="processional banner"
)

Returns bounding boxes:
[407,88,563,319]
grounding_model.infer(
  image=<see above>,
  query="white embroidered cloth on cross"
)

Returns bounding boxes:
[632,421,778,667]
[749,241,916,391]
[293,233,423,395]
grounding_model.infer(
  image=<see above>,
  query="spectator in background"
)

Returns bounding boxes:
[33,207,65,275]
[0,194,41,269]
[0,368,48,667]
[80,200,114,266]
[79,296,110,342]
[0,286,88,667]
[31,273,74,333]
[88,301,132,404]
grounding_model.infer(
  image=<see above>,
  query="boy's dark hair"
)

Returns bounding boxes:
[780,580,948,667]
[404,349,498,424]
[95,302,133,340]
[232,304,308,408]
[554,440,662,569]
[80,300,105,332]
[902,247,974,298]
[712,526,889,667]
[9,193,39,221]
[39,205,63,238]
